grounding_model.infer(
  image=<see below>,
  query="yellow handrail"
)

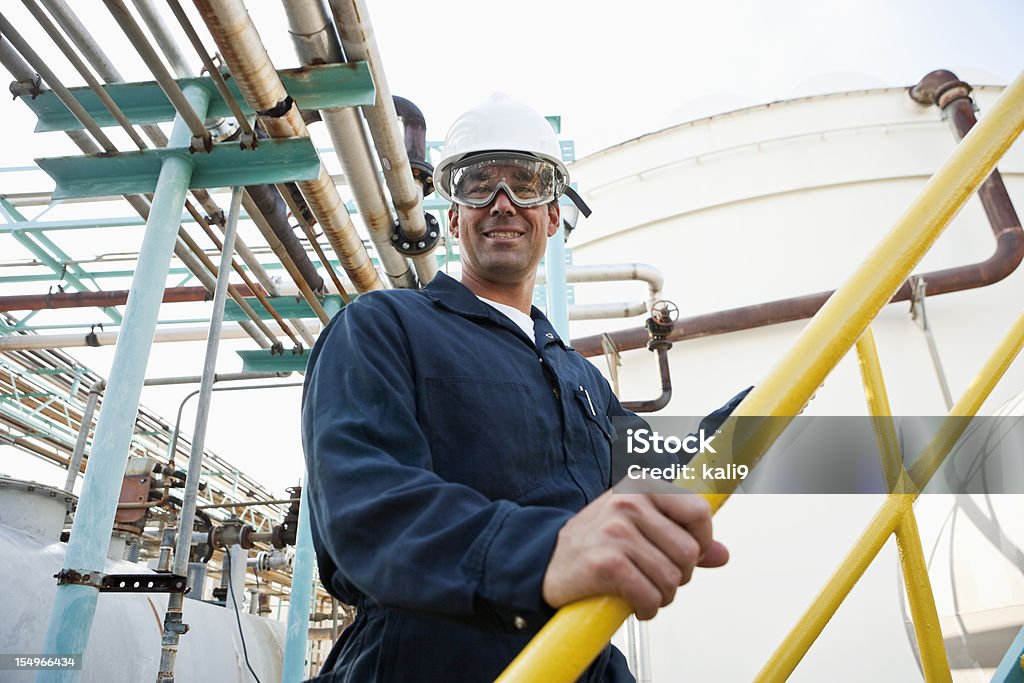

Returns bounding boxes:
[497,68,1024,683]
[756,306,1024,680]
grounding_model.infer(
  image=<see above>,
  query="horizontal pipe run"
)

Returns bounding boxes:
[572,231,1024,357]
[0,285,257,311]
[0,323,300,351]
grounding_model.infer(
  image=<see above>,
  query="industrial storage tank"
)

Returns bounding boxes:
[0,477,286,682]
[565,81,1024,681]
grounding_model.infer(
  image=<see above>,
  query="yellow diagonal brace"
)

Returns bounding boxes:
[754,305,1024,680]
[894,503,952,683]
[856,328,916,494]
[498,68,1024,683]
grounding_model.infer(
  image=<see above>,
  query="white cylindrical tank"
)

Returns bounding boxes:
[568,85,1024,682]
[0,480,285,682]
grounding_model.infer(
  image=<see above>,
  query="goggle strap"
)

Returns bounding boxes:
[564,186,592,218]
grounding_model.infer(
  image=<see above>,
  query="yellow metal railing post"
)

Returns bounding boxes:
[893,502,952,683]
[498,68,1024,683]
[856,328,916,494]
[753,306,1024,680]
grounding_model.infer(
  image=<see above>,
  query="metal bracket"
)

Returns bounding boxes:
[391,212,440,256]
[54,568,105,589]
[909,277,954,410]
[99,572,188,594]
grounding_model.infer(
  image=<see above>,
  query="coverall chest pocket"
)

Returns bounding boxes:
[574,386,615,487]
[425,377,543,501]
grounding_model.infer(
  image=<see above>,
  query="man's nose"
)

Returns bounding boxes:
[489,187,517,214]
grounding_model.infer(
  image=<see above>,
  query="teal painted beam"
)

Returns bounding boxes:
[223,294,346,321]
[990,622,1024,682]
[37,137,322,200]
[237,349,310,373]
[24,62,375,133]
[38,84,213,682]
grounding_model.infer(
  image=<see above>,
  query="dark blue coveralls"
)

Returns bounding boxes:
[301,272,638,682]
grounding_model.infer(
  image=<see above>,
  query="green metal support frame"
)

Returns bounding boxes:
[22,62,375,133]
[37,137,322,200]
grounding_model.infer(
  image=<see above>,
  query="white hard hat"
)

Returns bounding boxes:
[435,93,590,216]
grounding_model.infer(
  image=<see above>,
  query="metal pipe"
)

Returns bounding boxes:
[620,347,672,413]
[0,321,296,351]
[326,0,439,285]
[241,191,331,323]
[0,285,245,311]
[174,229,280,347]
[545,225,570,339]
[101,0,208,144]
[536,263,663,321]
[171,236,274,349]
[0,13,117,151]
[38,83,212,681]
[39,0,122,81]
[129,0,193,78]
[22,0,148,150]
[181,202,304,347]
[282,482,316,683]
[193,0,384,293]
[144,371,289,387]
[245,184,325,292]
[158,187,244,682]
[164,0,254,140]
[36,0,269,281]
[572,74,1023,358]
[328,0,431,245]
[62,379,104,492]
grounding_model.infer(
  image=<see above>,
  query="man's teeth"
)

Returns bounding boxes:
[487,231,520,238]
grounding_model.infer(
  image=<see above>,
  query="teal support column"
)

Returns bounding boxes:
[545,225,570,339]
[282,481,316,683]
[37,84,211,683]
[990,622,1024,683]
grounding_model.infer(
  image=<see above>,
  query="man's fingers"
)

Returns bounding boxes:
[697,540,730,568]
[648,493,715,557]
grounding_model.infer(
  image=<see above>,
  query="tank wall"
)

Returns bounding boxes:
[0,524,284,682]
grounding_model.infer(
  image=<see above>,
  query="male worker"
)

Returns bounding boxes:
[301,93,730,682]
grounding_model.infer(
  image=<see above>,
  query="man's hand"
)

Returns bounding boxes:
[541,482,728,620]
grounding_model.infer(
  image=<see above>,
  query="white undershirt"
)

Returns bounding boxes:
[478,296,535,343]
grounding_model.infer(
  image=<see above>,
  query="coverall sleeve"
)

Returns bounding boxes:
[301,295,573,621]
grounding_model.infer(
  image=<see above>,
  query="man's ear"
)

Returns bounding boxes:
[547,203,561,238]
[448,205,460,239]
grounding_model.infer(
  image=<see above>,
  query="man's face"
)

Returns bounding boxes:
[449,178,560,287]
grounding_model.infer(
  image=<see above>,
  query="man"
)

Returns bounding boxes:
[301,93,729,682]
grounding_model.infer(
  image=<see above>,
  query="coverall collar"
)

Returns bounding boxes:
[424,272,571,350]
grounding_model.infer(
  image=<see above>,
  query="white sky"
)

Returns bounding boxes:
[2,0,1024,496]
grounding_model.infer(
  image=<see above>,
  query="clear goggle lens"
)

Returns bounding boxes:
[450,154,565,208]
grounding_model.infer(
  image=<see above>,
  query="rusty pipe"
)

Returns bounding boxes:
[573,71,1024,358]
[0,286,260,312]
[620,347,672,413]
[192,0,383,293]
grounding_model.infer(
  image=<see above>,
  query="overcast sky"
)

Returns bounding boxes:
[2,0,1023,493]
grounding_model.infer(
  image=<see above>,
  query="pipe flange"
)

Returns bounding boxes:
[391,212,440,255]
[410,160,435,197]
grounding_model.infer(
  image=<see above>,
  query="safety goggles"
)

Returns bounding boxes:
[449,153,566,208]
